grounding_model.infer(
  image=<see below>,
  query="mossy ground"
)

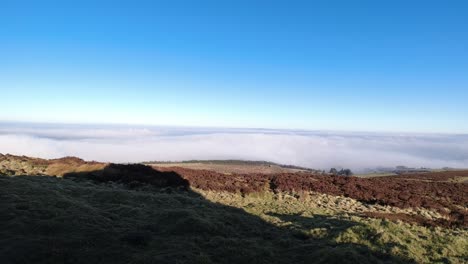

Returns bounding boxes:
[1,175,466,263]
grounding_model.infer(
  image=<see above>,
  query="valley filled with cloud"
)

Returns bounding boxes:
[1,122,467,172]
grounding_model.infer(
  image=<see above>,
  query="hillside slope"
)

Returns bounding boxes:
[1,154,467,263]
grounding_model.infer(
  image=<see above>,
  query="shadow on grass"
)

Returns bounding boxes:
[265,212,358,238]
[0,164,414,264]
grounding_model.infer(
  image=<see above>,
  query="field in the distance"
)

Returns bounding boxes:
[1,154,467,263]
[147,160,313,174]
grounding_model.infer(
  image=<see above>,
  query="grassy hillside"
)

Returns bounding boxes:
[1,154,467,263]
[0,175,395,264]
[1,173,467,264]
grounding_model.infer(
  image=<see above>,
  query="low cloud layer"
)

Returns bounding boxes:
[1,122,468,172]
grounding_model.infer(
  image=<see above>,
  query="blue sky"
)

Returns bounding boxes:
[1,0,468,132]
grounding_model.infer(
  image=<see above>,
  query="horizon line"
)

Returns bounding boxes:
[1,119,468,136]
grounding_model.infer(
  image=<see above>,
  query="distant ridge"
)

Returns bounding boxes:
[143,159,317,172]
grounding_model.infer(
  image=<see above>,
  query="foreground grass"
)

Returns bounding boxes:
[1,175,466,263]
[201,191,467,263]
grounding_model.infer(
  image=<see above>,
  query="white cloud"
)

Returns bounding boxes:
[1,123,468,171]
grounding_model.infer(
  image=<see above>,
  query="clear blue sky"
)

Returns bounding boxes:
[1,0,467,132]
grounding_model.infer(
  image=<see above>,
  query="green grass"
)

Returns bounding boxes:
[200,191,468,264]
[1,175,466,263]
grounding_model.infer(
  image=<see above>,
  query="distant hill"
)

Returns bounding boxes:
[144,159,321,174]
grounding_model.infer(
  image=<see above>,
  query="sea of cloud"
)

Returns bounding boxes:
[1,122,467,172]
